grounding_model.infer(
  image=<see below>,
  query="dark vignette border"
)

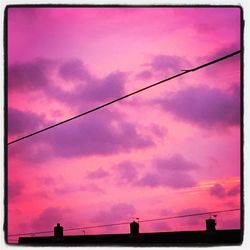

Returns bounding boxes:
[3,3,244,246]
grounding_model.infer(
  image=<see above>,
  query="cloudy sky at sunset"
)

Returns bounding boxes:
[7,6,241,243]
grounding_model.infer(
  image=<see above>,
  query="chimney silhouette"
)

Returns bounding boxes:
[54,223,63,238]
[130,220,139,236]
[206,218,216,232]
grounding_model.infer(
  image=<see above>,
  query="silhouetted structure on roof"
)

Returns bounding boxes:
[130,221,139,236]
[206,218,216,232]
[54,223,63,238]
[18,219,242,246]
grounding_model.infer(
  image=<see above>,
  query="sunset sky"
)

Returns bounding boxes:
[7,6,241,243]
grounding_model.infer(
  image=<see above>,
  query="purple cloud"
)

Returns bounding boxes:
[210,183,240,198]
[31,207,71,231]
[8,109,153,162]
[8,58,56,91]
[39,110,153,157]
[8,181,25,201]
[227,184,240,196]
[138,172,196,189]
[85,71,126,102]
[200,42,240,62]
[149,54,192,74]
[137,54,192,81]
[52,70,127,110]
[58,58,91,82]
[137,173,160,187]
[210,183,226,198]
[137,154,197,189]
[156,85,240,128]
[91,203,136,224]
[156,154,198,172]
[115,161,139,184]
[9,57,128,111]
[8,108,48,136]
[87,167,109,179]
[8,141,53,164]
[136,70,153,80]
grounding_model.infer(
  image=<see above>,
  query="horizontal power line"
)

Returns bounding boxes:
[7,50,241,146]
[139,208,240,223]
[8,208,240,237]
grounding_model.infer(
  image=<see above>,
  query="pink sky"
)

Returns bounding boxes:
[7,7,241,244]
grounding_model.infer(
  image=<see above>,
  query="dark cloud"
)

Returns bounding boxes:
[200,43,240,62]
[9,111,153,162]
[150,55,192,73]
[52,70,127,110]
[8,58,56,91]
[137,173,160,187]
[8,108,48,136]
[115,161,139,184]
[40,111,153,158]
[227,184,240,196]
[136,70,153,80]
[91,203,136,224]
[58,59,91,82]
[156,85,240,128]
[210,183,240,198]
[156,154,198,172]
[137,154,197,189]
[138,172,196,189]
[9,58,127,110]
[87,167,109,179]
[8,181,25,201]
[210,183,226,198]
[85,71,126,102]
[136,54,192,80]
[196,44,240,79]
[8,141,53,164]
[8,108,53,163]
[31,207,72,231]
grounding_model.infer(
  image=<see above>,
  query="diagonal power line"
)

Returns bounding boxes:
[8,208,240,237]
[7,50,241,146]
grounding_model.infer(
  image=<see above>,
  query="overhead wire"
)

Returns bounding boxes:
[7,50,241,146]
[8,208,240,237]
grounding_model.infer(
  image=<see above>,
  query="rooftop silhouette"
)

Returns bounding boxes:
[18,218,242,246]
